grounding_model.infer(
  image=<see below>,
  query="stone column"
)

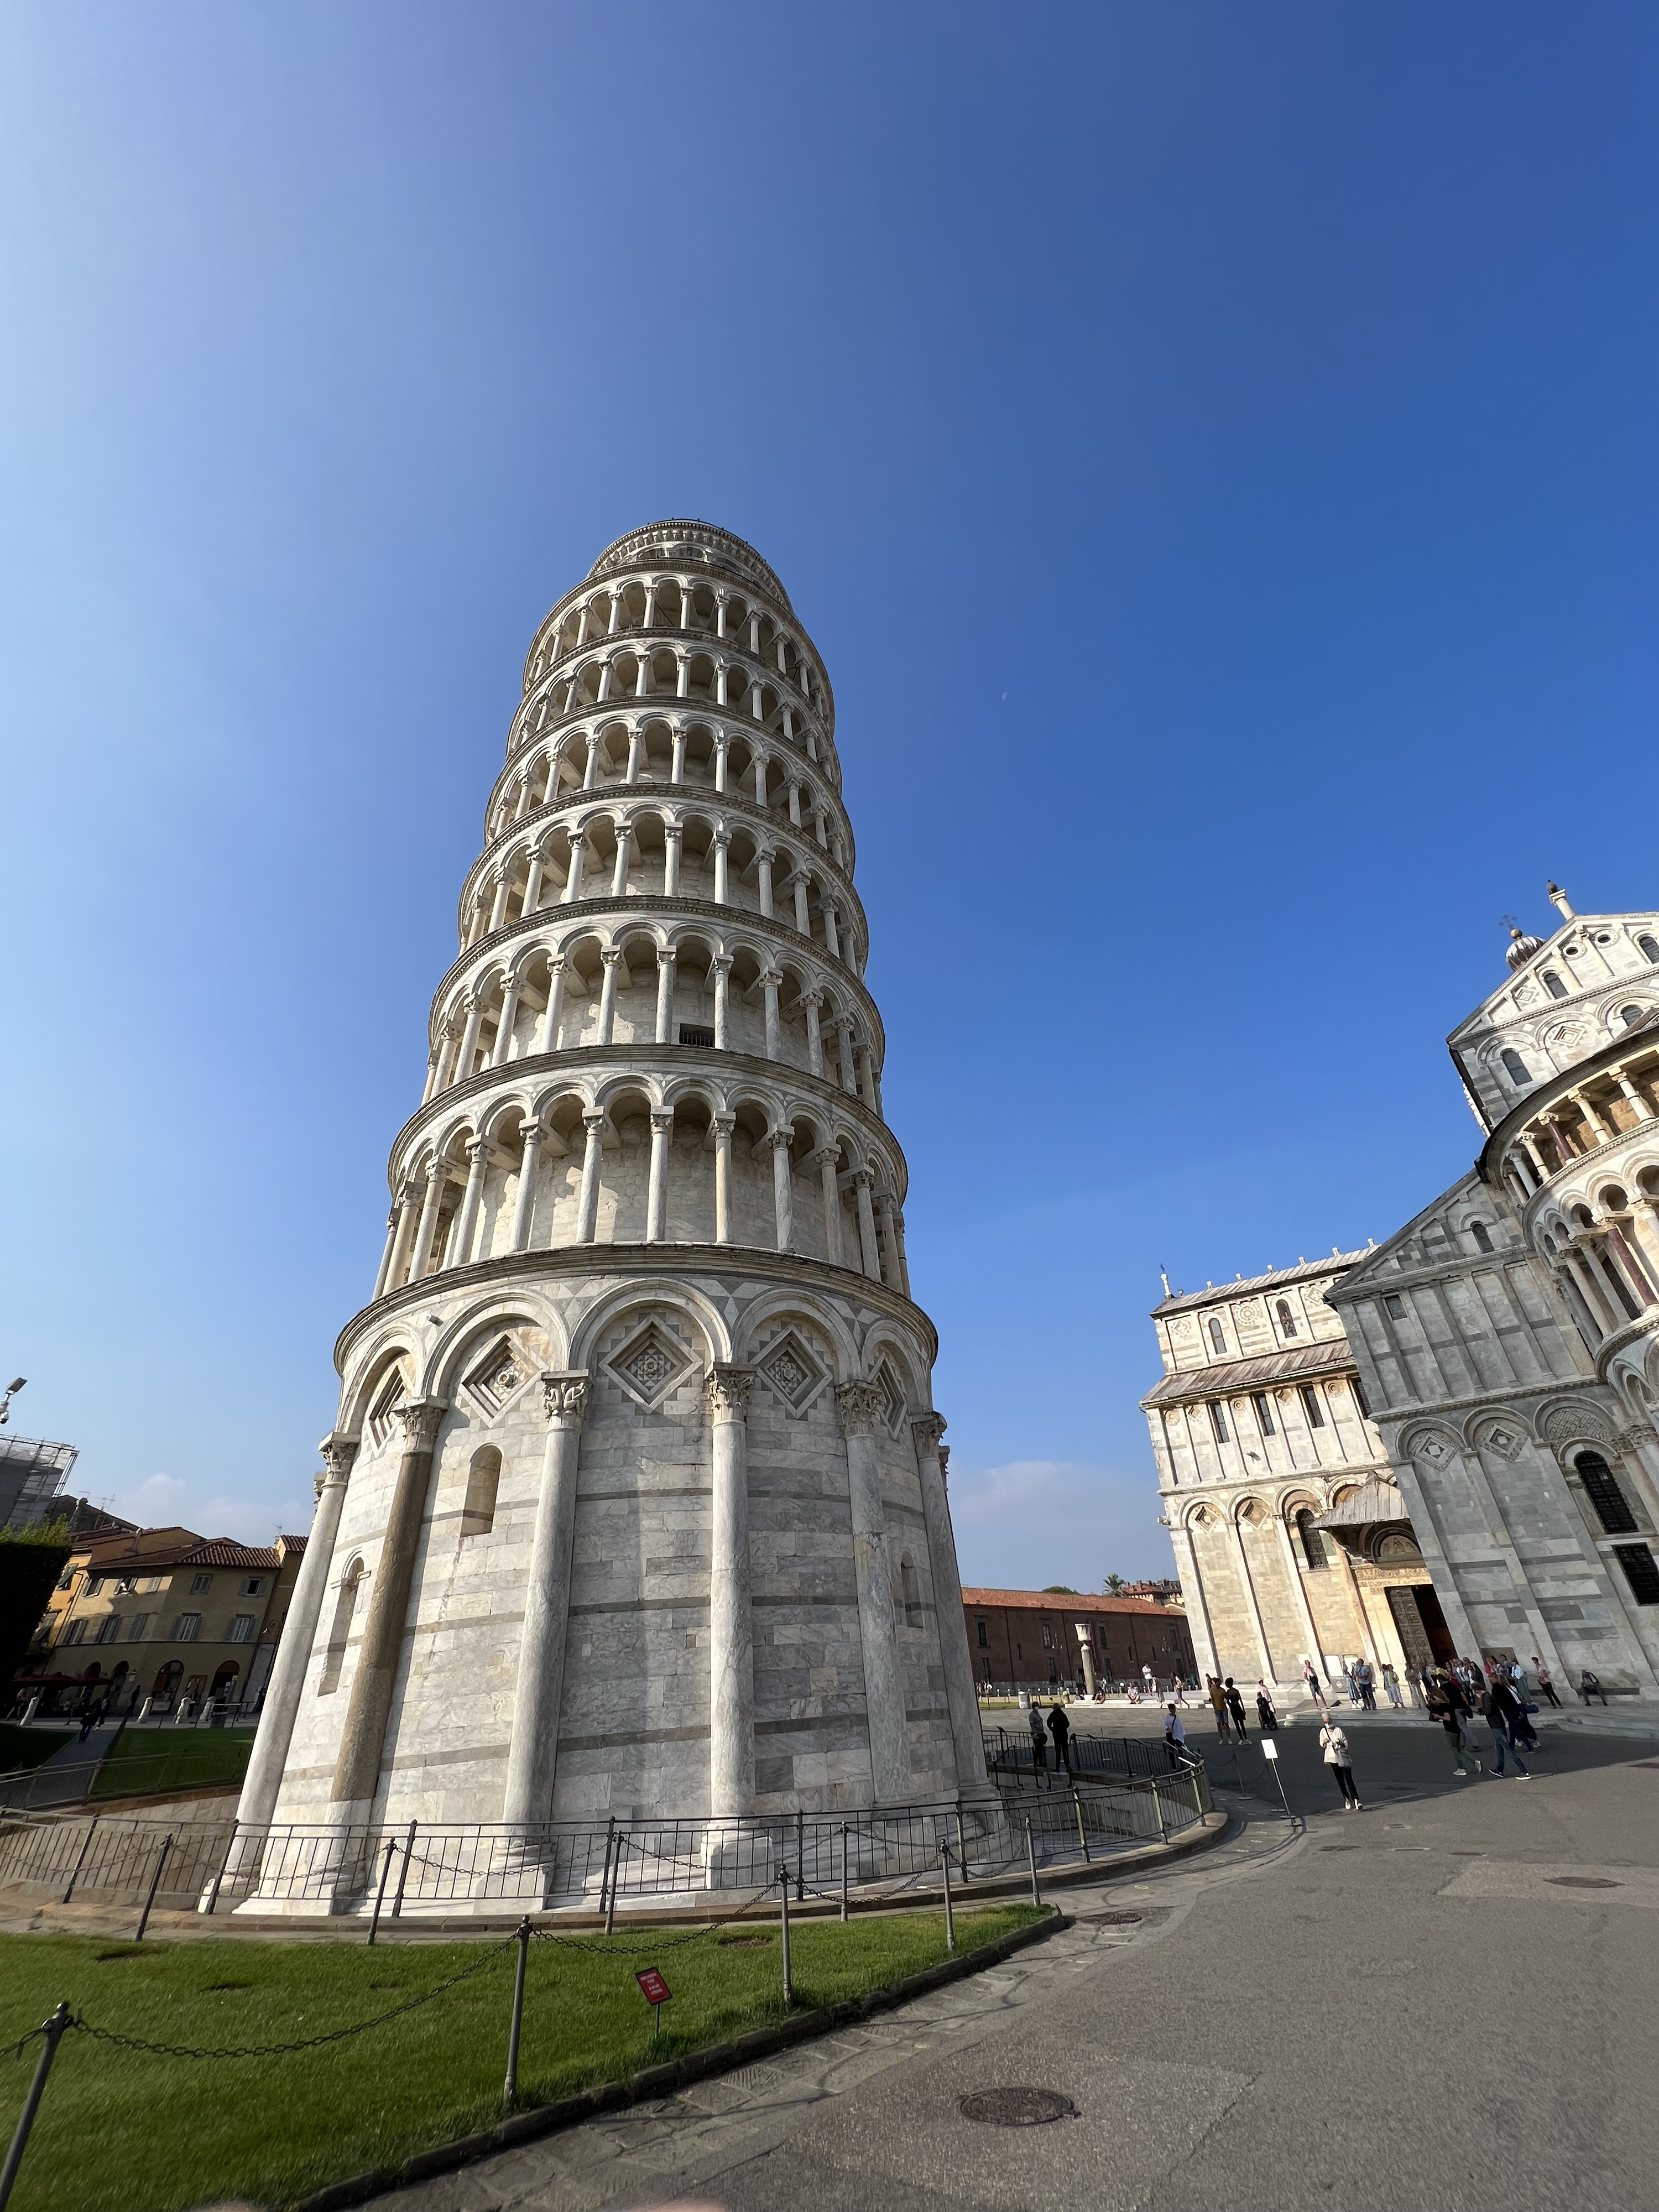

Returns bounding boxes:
[707,1368,756,1816]
[510,1121,542,1252]
[756,848,775,920]
[910,1415,990,1795]
[487,872,511,932]
[371,1203,403,1301]
[609,830,633,897]
[768,1128,795,1251]
[791,871,811,934]
[712,833,730,905]
[874,1193,901,1291]
[500,1374,590,1828]
[761,971,782,1060]
[801,990,825,1077]
[655,948,677,1045]
[811,1147,844,1265]
[712,956,732,1048]
[232,1435,357,1835]
[625,727,644,780]
[596,948,622,1044]
[838,1383,909,1805]
[822,901,840,958]
[562,834,588,902]
[852,1170,882,1281]
[646,1112,672,1243]
[1270,1511,1326,1674]
[575,1113,606,1243]
[670,725,687,777]
[712,1116,734,1243]
[538,958,567,1054]
[835,1019,857,1093]
[408,1165,449,1282]
[888,1206,911,1297]
[330,1399,446,1815]
[663,822,683,895]
[454,994,486,1082]
[489,977,522,1067]
[381,1181,421,1296]
[521,850,546,916]
[448,1139,490,1268]
[1225,1511,1277,1682]
[1166,1520,1219,1681]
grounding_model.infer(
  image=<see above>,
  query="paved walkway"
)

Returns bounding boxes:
[379,1717,1659,2212]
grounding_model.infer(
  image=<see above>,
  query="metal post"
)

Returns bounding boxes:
[1073,1789,1091,1864]
[503,1917,531,2106]
[0,2004,71,2212]
[202,1820,239,1916]
[367,1837,397,1945]
[940,1845,955,1952]
[598,1815,616,1926]
[605,1835,620,1937]
[59,1819,98,1905]
[795,1807,805,1903]
[1151,1777,1168,1843]
[1024,1817,1041,1908]
[392,1820,417,1917]
[955,1798,967,1881]
[839,1823,849,1923]
[134,1834,174,1942]
[779,1877,792,2005]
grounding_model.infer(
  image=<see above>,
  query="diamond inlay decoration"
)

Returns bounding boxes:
[758,1329,827,1418]
[606,1319,696,1412]
[874,1359,907,1438]
[463,1336,534,1419]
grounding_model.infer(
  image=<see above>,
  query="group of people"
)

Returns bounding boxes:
[1202,1673,1279,1741]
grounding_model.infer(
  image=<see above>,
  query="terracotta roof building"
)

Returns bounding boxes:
[961,1587,1196,1693]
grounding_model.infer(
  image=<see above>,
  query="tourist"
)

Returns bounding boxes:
[1341,1660,1359,1704]
[1026,1699,1047,1776]
[1319,1717,1363,1811]
[1224,1677,1248,1739]
[1047,1700,1073,1777]
[1532,1656,1562,1708]
[1163,1702,1187,1770]
[1255,1681,1278,1735]
[1302,1658,1326,1707]
[1382,1663,1404,1709]
[1142,1664,1155,1697]
[1404,1663,1425,1709]
[1207,1676,1232,1741]
[1426,1673,1471,1776]
[1355,1660,1377,1712]
[1579,1669,1608,1706]
[1483,1679,1532,1779]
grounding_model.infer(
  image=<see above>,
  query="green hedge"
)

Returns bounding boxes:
[0,1526,71,1702]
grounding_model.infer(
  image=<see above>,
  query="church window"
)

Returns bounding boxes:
[1614,1543,1659,1605]
[1350,1373,1371,1418]
[1542,973,1567,1000]
[1299,1385,1327,1430]
[1208,1318,1226,1354]
[1209,1402,1230,1445]
[1469,1221,1493,1252]
[1576,1451,1638,1535]
[1639,937,1659,966]
[461,1446,502,1537]
[1295,1508,1328,1571]
[1251,1392,1276,1436]
[1501,1049,1531,1083]
[1383,1293,1406,1321]
[1276,1298,1297,1337]
[1619,1004,1645,1028]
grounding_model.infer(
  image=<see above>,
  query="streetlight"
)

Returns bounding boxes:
[0,1378,24,1425]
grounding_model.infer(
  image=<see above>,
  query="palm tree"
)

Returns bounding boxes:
[1102,1573,1127,1594]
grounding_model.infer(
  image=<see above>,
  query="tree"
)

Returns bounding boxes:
[1102,1573,1127,1594]
[1041,1585,1078,1595]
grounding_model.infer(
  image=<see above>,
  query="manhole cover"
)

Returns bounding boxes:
[1547,1876,1621,1889]
[1078,1911,1142,1926]
[958,2088,1077,2127]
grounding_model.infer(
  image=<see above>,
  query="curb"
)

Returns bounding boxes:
[291,1906,1068,2211]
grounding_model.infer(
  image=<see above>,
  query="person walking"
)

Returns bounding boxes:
[1164,1702,1187,1771]
[1404,1663,1425,1710]
[1026,1699,1048,1778]
[1224,1677,1249,1740]
[1426,1674,1471,1776]
[1579,1669,1608,1706]
[1532,1656,1561,1708]
[1047,1700,1072,1778]
[1319,1718,1363,1810]
[1483,1680,1532,1779]
[1208,1676,1232,1741]
[1256,1681,1278,1735]
[1382,1663,1404,1709]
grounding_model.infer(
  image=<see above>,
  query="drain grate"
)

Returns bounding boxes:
[1547,1875,1621,1888]
[1078,1911,1142,1926]
[959,2088,1077,2127]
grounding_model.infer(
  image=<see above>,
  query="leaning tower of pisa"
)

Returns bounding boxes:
[239,520,989,1845]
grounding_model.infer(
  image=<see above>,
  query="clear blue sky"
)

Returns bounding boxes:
[2,4,1656,1585]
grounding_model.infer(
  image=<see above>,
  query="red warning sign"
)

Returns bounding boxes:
[635,1968,671,2006]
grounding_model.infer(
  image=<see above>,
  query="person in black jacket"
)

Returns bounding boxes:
[1047,1700,1072,1777]
[1223,1677,1248,1740]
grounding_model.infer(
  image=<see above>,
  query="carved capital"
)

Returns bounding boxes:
[601,947,623,968]
[658,945,678,967]
[707,1365,754,1422]
[910,1412,947,1455]
[650,1111,674,1135]
[836,1380,885,1438]
[799,989,824,1010]
[518,1118,542,1144]
[396,1399,447,1454]
[541,1370,591,1424]
[317,1432,359,1486]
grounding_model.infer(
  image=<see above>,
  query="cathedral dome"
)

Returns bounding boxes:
[1506,926,1546,971]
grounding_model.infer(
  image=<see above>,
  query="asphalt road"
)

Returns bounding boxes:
[385,1709,1659,2212]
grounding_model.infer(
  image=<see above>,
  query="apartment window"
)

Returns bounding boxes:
[227,1615,255,1644]
[1299,1385,1327,1430]
[190,1573,213,1595]
[60,1620,86,1646]
[1383,1294,1406,1321]
[1542,973,1567,1000]
[126,1614,150,1642]
[242,1578,264,1597]
[1501,1049,1531,1083]
[1208,1318,1226,1354]
[1209,1402,1230,1445]
[678,1023,715,1048]
[171,1613,202,1643]
[1276,1298,1297,1338]
[1614,1543,1659,1605]
[1041,1622,1053,1650]
[56,1573,74,1592]
[976,1619,988,1648]
[1577,1451,1638,1536]
[95,1615,121,1645]
[85,1577,103,1597]
[113,1577,135,1596]
[1252,1392,1276,1437]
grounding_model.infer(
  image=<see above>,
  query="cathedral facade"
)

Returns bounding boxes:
[236,522,988,1839]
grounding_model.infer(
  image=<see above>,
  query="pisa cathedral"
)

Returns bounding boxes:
[236,521,989,1843]
[1147,886,1659,1698]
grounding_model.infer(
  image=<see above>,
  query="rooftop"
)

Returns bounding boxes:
[961,1587,1183,1617]
[1141,1336,1355,1409]
[1152,1249,1372,1318]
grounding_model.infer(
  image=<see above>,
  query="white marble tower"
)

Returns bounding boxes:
[238,521,988,1837]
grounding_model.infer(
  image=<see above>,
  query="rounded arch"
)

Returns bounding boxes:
[859,1324,930,1412]
[422,1290,571,1402]
[568,1279,732,1375]
[340,1339,416,1441]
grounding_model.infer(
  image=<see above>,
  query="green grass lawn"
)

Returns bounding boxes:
[0,1904,1043,2212]
[0,1724,73,1775]
[90,1727,253,1799]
